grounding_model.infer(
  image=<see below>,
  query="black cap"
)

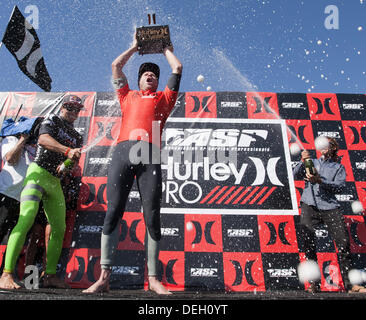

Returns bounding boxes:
[62,95,84,109]
[138,62,160,86]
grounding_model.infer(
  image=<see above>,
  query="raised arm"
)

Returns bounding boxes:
[111,33,139,83]
[163,46,183,74]
[5,135,28,165]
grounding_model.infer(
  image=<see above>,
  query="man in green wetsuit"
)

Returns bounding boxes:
[0,95,83,289]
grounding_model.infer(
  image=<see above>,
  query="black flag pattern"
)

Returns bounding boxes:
[1,6,52,91]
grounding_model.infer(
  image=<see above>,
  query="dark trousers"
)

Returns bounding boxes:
[300,202,352,290]
[103,141,162,241]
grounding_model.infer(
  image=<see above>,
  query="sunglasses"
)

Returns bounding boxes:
[63,104,81,113]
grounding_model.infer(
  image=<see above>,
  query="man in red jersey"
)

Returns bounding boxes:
[84,32,182,294]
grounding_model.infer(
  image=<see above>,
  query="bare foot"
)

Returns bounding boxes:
[42,274,69,289]
[82,269,110,294]
[148,276,172,295]
[82,279,110,294]
[350,285,366,293]
[0,272,21,290]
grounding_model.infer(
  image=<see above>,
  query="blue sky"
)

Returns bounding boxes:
[0,0,365,94]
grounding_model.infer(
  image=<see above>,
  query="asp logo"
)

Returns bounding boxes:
[190,267,218,277]
[312,120,347,150]
[164,128,269,149]
[277,93,310,120]
[336,94,366,120]
[185,252,225,290]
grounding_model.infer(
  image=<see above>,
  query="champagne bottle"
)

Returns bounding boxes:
[304,158,316,175]
[59,158,74,173]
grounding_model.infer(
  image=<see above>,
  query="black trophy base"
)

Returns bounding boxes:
[136,25,172,55]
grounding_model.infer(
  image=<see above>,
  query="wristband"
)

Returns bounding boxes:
[65,147,71,157]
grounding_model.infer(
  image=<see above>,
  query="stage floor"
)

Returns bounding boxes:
[1,287,366,300]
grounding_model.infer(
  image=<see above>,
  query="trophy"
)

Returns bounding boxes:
[136,14,172,55]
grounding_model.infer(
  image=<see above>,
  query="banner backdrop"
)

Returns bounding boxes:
[0,91,366,292]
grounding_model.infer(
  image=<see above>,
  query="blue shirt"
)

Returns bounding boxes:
[293,157,346,210]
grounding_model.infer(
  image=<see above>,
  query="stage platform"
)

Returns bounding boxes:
[1,287,366,300]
